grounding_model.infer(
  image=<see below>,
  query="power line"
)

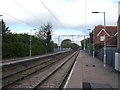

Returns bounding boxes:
[54,0,70,33]
[55,0,68,25]
[39,0,66,29]
[13,0,67,29]
[0,10,35,28]
[85,0,87,31]
[11,0,42,23]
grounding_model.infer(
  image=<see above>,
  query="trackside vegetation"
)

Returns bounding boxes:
[2,21,54,59]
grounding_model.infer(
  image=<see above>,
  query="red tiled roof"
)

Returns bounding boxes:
[106,35,117,46]
[106,26,117,36]
[95,26,103,35]
[95,26,117,37]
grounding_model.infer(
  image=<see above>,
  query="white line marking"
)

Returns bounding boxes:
[63,52,79,89]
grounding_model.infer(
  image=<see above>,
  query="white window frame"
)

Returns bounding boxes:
[100,36,105,41]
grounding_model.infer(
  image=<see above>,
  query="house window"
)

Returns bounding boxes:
[100,36,105,41]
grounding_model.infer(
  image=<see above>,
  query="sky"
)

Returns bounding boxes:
[0,0,119,45]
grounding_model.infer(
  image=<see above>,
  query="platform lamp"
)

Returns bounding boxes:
[92,12,106,67]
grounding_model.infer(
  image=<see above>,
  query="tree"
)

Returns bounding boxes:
[54,43,58,48]
[2,22,55,59]
[61,39,71,48]
[81,38,89,50]
[36,23,52,53]
[1,20,11,35]
[71,43,80,50]
[94,42,102,56]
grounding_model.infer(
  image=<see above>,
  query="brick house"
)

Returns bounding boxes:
[106,35,117,48]
[94,25,117,47]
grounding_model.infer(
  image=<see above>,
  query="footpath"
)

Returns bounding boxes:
[65,50,119,89]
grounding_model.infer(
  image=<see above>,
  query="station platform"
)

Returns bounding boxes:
[64,50,119,89]
[1,51,68,66]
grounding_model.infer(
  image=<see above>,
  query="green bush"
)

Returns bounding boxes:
[94,42,102,56]
[2,33,54,59]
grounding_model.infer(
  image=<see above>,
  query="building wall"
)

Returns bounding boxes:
[118,1,120,50]
[96,30,110,45]
[94,25,117,48]
[94,26,102,42]
[117,16,120,49]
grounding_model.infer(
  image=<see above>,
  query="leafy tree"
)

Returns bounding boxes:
[2,22,55,59]
[36,23,52,53]
[61,39,71,48]
[71,43,80,50]
[81,38,90,50]
[54,43,58,48]
[94,42,102,56]
[81,39,84,50]
[61,39,80,50]
[1,20,11,36]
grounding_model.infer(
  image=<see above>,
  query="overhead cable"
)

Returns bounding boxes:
[55,0,68,26]
[0,10,35,27]
[40,0,66,29]
[11,0,42,23]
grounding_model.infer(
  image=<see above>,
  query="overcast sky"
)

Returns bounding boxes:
[0,0,119,45]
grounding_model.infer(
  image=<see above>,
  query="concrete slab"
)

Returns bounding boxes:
[65,50,119,89]
[82,51,118,88]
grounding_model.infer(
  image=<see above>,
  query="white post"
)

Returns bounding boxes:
[93,30,95,58]
[84,36,86,52]
[29,29,36,56]
[92,12,106,67]
[103,12,106,67]
[30,30,32,56]
[58,35,60,51]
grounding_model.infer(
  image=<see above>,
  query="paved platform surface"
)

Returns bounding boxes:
[65,50,119,89]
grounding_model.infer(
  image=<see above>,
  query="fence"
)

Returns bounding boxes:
[98,48,118,68]
[54,48,71,53]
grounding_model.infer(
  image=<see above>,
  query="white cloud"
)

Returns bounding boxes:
[0,0,119,44]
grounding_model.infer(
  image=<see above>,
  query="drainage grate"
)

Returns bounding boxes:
[85,64,96,67]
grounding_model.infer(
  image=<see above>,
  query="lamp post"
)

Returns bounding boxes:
[92,12,106,67]
[30,29,37,56]
[93,29,95,58]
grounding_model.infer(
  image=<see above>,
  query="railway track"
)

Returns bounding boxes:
[2,51,70,78]
[2,51,68,78]
[2,50,79,89]
[2,51,73,88]
[34,51,79,89]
